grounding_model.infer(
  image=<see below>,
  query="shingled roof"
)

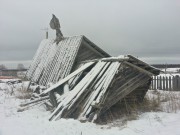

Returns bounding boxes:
[26,35,110,86]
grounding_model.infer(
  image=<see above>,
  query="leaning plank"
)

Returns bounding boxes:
[80,62,111,112]
[40,62,95,95]
[20,96,49,107]
[49,61,105,120]
[80,62,121,120]
[81,56,129,63]
[79,62,117,118]
[67,62,106,110]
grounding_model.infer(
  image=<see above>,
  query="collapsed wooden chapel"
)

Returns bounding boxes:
[25,35,160,122]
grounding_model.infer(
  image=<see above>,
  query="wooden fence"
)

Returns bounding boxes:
[150,75,180,91]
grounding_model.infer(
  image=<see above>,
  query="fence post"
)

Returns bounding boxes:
[166,76,168,90]
[154,76,156,90]
[177,76,180,91]
[151,77,154,90]
[163,76,165,90]
[169,76,172,91]
[159,76,162,90]
[173,76,177,91]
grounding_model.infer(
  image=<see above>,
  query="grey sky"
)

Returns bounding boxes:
[0,0,180,67]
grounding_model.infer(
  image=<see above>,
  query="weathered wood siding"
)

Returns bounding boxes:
[72,41,105,71]
[99,64,151,115]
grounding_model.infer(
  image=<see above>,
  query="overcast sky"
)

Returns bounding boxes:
[0,0,180,67]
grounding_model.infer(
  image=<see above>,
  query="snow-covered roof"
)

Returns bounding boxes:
[26,35,110,86]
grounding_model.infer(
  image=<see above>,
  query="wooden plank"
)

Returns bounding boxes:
[20,96,49,107]
[127,55,160,75]
[79,62,120,119]
[124,61,154,76]
[81,56,129,64]
[79,62,111,112]
[40,62,95,95]
[50,61,106,120]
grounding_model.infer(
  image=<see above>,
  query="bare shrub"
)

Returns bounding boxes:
[144,90,180,113]
[160,91,180,113]
[98,90,180,128]
[15,88,32,99]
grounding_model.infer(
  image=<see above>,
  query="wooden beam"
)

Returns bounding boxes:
[124,61,154,76]
[81,57,129,64]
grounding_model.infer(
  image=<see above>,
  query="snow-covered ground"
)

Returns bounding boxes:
[0,81,180,135]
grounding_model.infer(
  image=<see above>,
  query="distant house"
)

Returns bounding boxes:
[26,35,110,86]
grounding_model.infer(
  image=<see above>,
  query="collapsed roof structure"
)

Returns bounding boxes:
[26,35,110,86]
[24,15,160,123]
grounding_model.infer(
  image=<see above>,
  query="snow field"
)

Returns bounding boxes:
[0,81,180,135]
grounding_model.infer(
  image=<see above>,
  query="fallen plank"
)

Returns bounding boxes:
[20,96,49,107]
[40,62,95,95]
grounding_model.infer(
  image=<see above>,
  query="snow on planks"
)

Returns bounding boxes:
[46,56,155,122]
[26,36,83,86]
[24,55,160,123]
